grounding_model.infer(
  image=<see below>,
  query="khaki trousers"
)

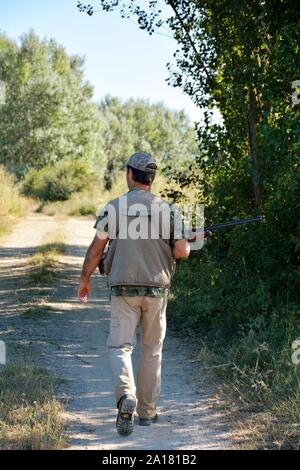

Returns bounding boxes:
[108,294,168,419]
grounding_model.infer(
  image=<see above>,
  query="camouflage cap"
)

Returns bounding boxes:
[124,151,157,172]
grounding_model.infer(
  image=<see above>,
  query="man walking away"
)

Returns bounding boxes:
[78,152,190,436]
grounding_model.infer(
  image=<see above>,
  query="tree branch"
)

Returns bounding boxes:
[166,0,213,82]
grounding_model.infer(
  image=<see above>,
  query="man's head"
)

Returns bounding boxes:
[125,151,157,190]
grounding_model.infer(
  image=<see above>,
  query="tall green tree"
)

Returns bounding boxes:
[99,95,198,189]
[164,1,300,212]
[0,31,105,178]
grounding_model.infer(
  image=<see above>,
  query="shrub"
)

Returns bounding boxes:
[22,161,98,202]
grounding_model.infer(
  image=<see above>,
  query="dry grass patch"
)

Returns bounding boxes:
[0,362,67,450]
[27,232,66,285]
[0,165,35,240]
[235,394,300,450]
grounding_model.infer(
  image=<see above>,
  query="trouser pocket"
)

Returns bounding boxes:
[107,317,120,347]
[108,296,141,348]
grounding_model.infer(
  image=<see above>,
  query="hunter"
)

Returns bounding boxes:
[78,151,190,436]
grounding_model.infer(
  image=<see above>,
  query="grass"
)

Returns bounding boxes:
[0,165,32,218]
[0,361,67,450]
[168,255,300,450]
[27,233,66,286]
[176,331,300,450]
[0,169,25,218]
[23,304,54,319]
[236,394,300,450]
[28,251,59,284]
[0,221,11,239]
[190,329,300,450]
[21,233,65,326]
[0,165,37,240]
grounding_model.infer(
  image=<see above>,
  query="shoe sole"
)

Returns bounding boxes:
[116,395,136,436]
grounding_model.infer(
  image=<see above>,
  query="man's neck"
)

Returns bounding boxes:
[129,183,151,192]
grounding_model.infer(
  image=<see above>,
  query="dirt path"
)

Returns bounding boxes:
[0,213,233,450]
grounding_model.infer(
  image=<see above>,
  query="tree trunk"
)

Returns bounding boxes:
[246,84,261,209]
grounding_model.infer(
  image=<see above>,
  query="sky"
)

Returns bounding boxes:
[0,0,204,122]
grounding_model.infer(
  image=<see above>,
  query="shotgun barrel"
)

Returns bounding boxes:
[204,215,264,233]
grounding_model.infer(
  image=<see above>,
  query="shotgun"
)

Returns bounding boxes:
[205,215,265,233]
[187,215,265,241]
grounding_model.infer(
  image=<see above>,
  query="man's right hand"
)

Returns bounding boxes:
[78,235,109,302]
[78,278,92,303]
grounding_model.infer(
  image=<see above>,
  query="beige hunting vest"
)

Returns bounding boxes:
[99,189,178,288]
